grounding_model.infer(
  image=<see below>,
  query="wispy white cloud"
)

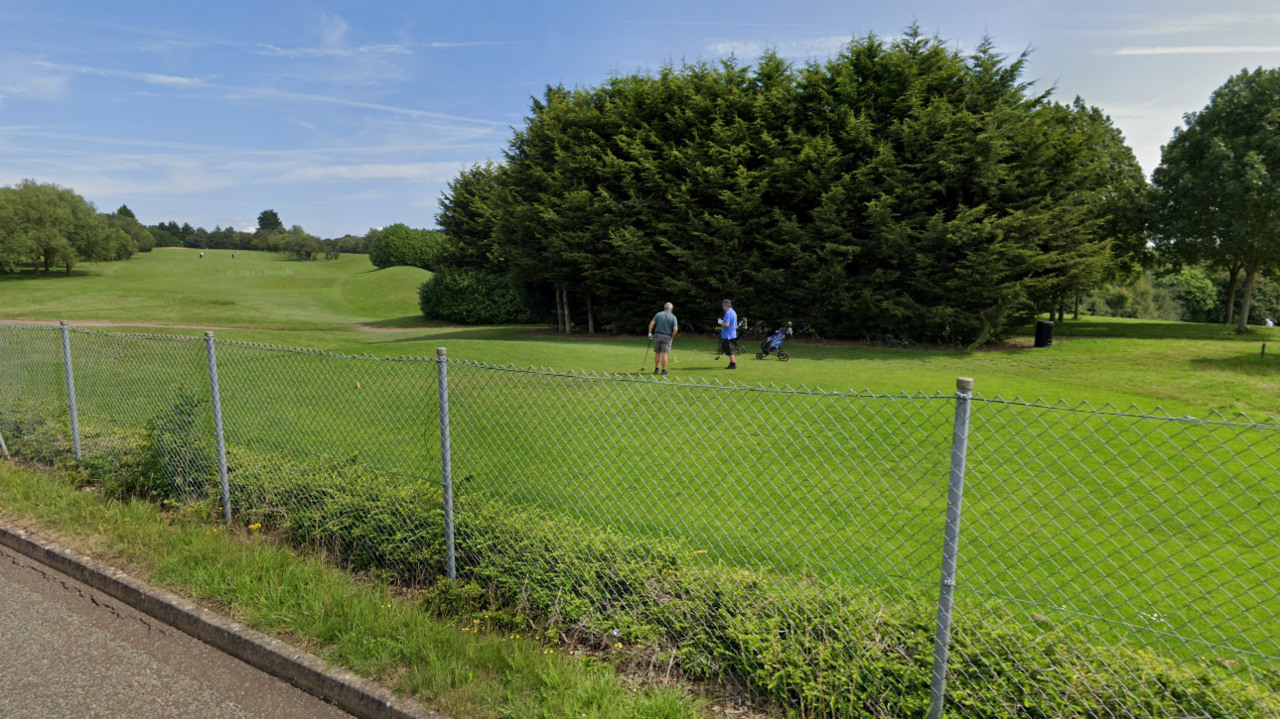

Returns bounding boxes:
[220,86,505,126]
[316,12,349,47]
[0,129,473,201]
[0,124,487,187]
[0,126,498,156]
[256,42,413,59]
[1112,45,1280,56]
[12,56,500,127]
[250,12,417,86]
[336,188,390,201]
[143,73,203,86]
[0,57,69,103]
[1108,12,1280,37]
[421,41,509,48]
[706,35,849,59]
[271,161,463,182]
[628,20,821,29]
[32,60,205,86]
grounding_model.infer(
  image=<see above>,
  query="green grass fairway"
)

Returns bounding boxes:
[0,248,429,329]
[4,249,1279,417]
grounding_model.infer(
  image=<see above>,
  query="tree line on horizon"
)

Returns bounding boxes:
[144,209,368,260]
[0,186,439,273]
[0,197,382,273]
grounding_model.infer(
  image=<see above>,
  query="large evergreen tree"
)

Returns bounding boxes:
[435,29,1145,344]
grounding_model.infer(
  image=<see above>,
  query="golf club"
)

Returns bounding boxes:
[640,336,653,372]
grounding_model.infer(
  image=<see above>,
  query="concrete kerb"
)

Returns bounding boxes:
[0,522,445,719]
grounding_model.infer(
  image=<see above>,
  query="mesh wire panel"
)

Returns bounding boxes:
[445,362,959,714]
[211,339,443,583]
[954,398,1280,717]
[67,328,214,497]
[0,324,67,457]
[447,363,955,581]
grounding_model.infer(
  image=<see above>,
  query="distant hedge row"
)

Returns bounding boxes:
[3,400,1276,718]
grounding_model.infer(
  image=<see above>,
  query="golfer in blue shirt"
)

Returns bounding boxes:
[718,299,738,370]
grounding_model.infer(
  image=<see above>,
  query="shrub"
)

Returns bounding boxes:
[1159,268,1219,323]
[367,224,444,269]
[1082,273,1182,320]
[418,268,540,324]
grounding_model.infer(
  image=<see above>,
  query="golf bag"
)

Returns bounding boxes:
[756,323,793,361]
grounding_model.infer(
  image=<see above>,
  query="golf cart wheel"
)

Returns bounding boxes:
[778,350,789,361]
[755,352,764,360]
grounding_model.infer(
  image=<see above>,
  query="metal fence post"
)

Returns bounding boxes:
[436,348,456,580]
[204,332,232,525]
[928,376,974,719]
[59,321,82,461]
[0,426,9,458]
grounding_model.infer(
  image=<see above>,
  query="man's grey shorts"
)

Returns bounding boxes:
[653,333,673,353]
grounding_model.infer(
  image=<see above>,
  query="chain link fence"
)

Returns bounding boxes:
[1,321,1277,718]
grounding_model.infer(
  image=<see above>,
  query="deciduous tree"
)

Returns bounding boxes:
[1152,67,1280,331]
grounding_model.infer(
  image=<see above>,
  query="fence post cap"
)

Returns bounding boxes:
[956,377,974,392]
[59,320,68,327]
[204,331,214,338]
[436,347,447,358]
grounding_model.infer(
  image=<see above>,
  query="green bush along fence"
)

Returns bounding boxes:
[1,322,1277,718]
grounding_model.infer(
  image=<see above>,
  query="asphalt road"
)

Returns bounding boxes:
[0,544,353,719]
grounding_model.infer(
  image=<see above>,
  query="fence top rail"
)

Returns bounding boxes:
[445,358,959,400]
[0,322,204,343]
[4,322,1278,430]
[68,326,205,343]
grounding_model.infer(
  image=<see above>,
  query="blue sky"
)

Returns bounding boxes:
[2,0,1279,237]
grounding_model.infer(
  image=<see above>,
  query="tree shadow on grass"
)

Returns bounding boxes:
[1017,318,1280,343]
[1191,355,1280,377]
[366,325,546,343]
[0,268,100,282]
[359,315,436,329]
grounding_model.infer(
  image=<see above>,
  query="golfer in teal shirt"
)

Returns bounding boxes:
[648,302,678,375]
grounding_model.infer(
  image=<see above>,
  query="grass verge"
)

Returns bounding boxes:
[0,460,706,719]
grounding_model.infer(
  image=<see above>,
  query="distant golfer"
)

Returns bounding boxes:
[199,252,204,258]
[648,302,678,375]
[718,299,738,370]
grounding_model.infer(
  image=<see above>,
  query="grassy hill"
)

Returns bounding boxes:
[0,248,429,329]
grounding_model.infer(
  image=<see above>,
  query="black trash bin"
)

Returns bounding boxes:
[1034,320,1054,348]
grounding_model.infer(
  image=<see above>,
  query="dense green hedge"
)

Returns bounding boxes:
[418,268,541,324]
[2,405,1277,718]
